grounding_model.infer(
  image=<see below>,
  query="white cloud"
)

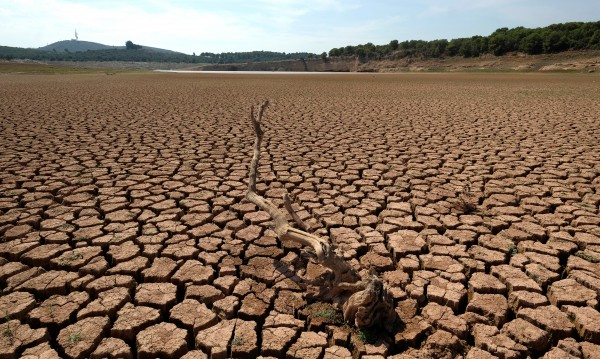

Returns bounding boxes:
[255,0,359,14]
[0,0,254,52]
[420,0,520,15]
[1,0,598,54]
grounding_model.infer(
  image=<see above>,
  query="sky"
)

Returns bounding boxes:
[1,0,599,54]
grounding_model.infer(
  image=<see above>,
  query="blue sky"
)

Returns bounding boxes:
[1,0,598,54]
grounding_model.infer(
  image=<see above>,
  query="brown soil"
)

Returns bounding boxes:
[0,72,599,358]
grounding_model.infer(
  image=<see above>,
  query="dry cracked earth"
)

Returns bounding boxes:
[0,72,599,359]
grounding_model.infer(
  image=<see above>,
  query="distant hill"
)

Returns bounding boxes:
[328,21,600,59]
[38,40,183,54]
[39,40,117,52]
[0,42,318,64]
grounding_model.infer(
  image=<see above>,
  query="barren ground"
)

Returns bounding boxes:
[0,72,599,359]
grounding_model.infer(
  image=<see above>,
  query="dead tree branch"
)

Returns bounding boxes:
[245,100,396,329]
[283,192,309,232]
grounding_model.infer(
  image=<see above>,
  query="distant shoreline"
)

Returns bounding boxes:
[184,51,600,73]
[2,50,599,74]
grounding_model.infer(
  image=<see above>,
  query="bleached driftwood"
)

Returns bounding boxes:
[246,100,395,329]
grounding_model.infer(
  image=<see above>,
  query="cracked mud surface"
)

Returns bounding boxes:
[1,72,599,358]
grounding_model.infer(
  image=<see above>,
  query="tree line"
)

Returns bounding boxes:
[328,21,600,59]
[2,21,598,64]
[0,45,318,64]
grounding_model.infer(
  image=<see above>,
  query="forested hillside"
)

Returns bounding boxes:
[0,45,318,64]
[328,21,600,59]
[2,21,599,64]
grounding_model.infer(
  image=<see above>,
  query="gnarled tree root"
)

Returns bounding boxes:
[245,100,396,330]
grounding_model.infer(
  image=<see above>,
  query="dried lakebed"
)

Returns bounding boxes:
[0,72,599,358]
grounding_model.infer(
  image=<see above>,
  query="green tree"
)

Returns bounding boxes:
[521,33,543,54]
[543,31,568,53]
[125,40,142,50]
[355,47,366,59]
[389,39,399,50]
[470,36,484,56]
[489,33,507,56]
[589,30,600,50]
[446,39,461,56]
[505,26,529,52]
[459,39,473,57]
[427,39,447,57]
